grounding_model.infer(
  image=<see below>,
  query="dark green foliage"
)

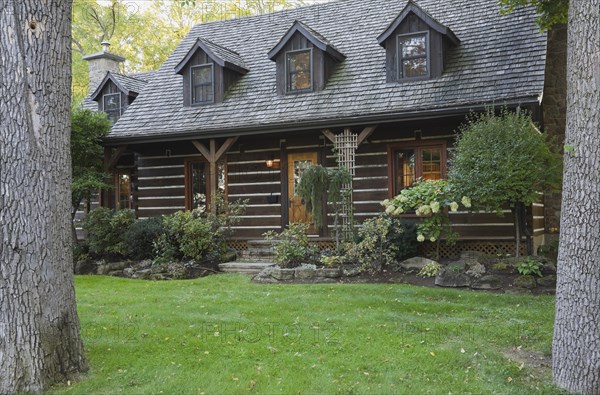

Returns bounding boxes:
[388,218,419,261]
[449,109,561,214]
[296,165,352,230]
[123,217,164,260]
[83,208,136,257]
[71,107,112,214]
[264,223,319,268]
[498,0,568,30]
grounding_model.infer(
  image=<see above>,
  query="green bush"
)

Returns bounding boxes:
[83,208,136,257]
[264,223,319,268]
[347,216,399,273]
[388,218,418,261]
[123,217,164,260]
[516,257,543,277]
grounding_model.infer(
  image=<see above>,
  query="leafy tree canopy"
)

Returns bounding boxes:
[498,0,568,30]
[448,108,562,214]
[71,107,112,213]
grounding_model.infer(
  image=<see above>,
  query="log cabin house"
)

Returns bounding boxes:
[84,0,562,258]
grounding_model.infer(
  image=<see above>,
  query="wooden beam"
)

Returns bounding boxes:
[357,125,377,145]
[321,129,336,144]
[105,145,127,170]
[192,140,211,160]
[214,136,238,162]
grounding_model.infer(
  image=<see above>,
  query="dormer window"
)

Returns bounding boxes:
[102,92,121,123]
[269,20,345,95]
[377,1,459,83]
[286,49,312,92]
[397,32,429,79]
[175,38,248,107]
[191,64,214,104]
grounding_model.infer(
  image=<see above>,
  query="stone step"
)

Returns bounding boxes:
[219,261,275,275]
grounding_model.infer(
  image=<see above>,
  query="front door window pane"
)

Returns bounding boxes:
[293,159,312,195]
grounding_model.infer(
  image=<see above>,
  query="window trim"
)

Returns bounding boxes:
[102,92,121,123]
[184,158,227,211]
[285,48,313,93]
[190,63,215,105]
[387,139,447,199]
[396,31,430,81]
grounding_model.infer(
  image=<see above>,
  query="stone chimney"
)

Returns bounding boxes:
[82,41,126,94]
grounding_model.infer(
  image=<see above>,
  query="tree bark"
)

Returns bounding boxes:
[552,1,600,393]
[0,1,88,393]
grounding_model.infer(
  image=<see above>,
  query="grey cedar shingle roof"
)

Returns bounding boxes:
[106,0,547,143]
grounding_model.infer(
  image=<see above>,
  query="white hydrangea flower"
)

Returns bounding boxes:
[385,205,396,214]
[430,236,437,242]
[450,201,459,212]
[430,201,440,213]
[419,205,431,215]
[399,195,409,203]
[394,207,404,215]
[417,234,425,242]
[461,196,472,208]
[382,199,390,207]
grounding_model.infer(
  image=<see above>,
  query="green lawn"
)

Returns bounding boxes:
[52,274,561,394]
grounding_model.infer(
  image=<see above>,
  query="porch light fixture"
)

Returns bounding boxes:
[266,159,274,168]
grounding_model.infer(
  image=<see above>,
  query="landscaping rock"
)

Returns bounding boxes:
[435,268,471,288]
[107,270,123,277]
[513,275,537,289]
[541,263,557,275]
[537,275,557,288]
[74,259,97,275]
[150,273,167,281]
[167,262,187,279]
[133,269,152,280]
[317,268,342,278]
[222,248,238,263]
[295,268,315,279]
[470,275,502,290]
[399,257,437,273]
[97,261,129,275]
[342,265,362,277]
[271,268,295,280]
[123,267,135,278]
[466,261,486,279]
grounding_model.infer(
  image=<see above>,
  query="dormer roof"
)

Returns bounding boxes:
[90,71,150,101]
[377,0,460,47]
[267,20,345,62]
[174,37,249,75]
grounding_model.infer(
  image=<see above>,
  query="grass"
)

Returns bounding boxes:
[52,274,562,394]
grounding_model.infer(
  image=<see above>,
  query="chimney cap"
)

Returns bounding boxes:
[101,41,111,52]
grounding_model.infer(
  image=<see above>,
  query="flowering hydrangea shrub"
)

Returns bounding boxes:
[381,179,471,244]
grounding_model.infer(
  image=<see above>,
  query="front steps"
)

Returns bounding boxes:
[219,240,276,275]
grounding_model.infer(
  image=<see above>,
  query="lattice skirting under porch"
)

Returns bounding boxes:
[420,240,528,260]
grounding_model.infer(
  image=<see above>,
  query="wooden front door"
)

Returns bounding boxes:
[287,151,318,228]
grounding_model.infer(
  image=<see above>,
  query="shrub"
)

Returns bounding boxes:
[516,257,543,277]
[123,217,164,260]
[83,208,135,257]
[418,261,441,278]
[387,218,418,261]
[347,216,400,273]
[264,223,319,268]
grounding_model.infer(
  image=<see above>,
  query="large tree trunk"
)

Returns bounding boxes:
[0,1,88,393]
[552,1,600,393]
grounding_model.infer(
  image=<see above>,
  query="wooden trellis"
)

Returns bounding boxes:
[333,129,358,239]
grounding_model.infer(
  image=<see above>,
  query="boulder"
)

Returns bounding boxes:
[295,267,315,279]
[399,257,437,273]
[466,262,486,279]
[537,275,557,288]
[435,268,471,288]
[541,263,557,275]
[513,275,537,289]
[270,268,295,280]
[74,259,97,275]
[133,268,152,280]
[470,275,502,290]
[97,261,129,275]
[123,267,135,278]
[316,268,342,278]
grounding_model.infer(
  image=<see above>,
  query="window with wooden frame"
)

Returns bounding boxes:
[114,171,132,209]
[102,92,121,123]
[397,32,429,80]
[184,159,226,211]
[388,140,446,196]
[286,49,312,92]
[190,64,214,105]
